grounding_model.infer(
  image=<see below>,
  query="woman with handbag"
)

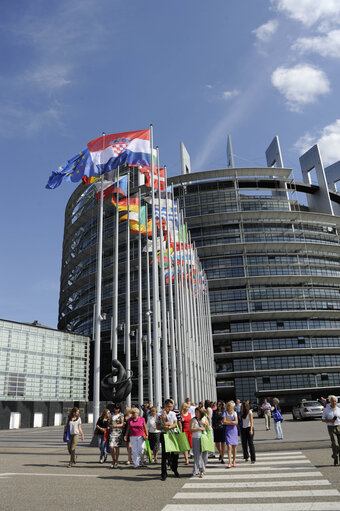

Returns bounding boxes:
[271,397,284,440]
[95,408,111,463]
[122,407,133,465]
[190,407,208,478]
[109,403,124,468]
[147,407,161,463]
[124,407,148,468]
[180,403,192,465]
[223,400,238,468]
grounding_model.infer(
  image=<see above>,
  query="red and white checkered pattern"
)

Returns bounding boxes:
[112,142,128,157]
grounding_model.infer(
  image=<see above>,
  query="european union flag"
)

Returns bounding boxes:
[46,148,97,189]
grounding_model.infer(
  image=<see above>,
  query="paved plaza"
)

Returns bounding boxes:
[1,415,340,511]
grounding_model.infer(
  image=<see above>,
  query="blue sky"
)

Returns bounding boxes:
[1,0,340,328]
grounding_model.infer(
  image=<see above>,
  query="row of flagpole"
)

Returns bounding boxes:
[91,125,216,428]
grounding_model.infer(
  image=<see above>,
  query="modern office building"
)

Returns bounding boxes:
[58,136,340,407]
[169,137,340,406]
[0,318,90,429]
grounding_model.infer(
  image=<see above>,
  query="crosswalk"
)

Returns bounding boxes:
[162,450,340,511]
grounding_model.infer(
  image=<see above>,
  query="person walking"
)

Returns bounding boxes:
[157,399,180,481]
[271,397,284,440]
[322,395,340,465]
[122,406,133,465]
[95,408,110,463]
[262,398,272,431]
[109,403,124,468]
[124,407,148,468]
[180,402,192,465]
[65,407,84,468]
[190,407,208,478]
[223,400,238,468]
[147,407,160,463]
[240,401,256,463]
[212,401,226,464]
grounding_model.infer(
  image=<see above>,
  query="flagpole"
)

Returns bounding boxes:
[171,195,184,404]
[182,213,194,401]
[178,210,189,397]
[145,202,153,404]
[112,166,120,366]
[125,170,131,407]
[157,148,169,399]
[93,135,105,430]
[138,187,143,406]
[165,168,177,405]
[150,125,162,410]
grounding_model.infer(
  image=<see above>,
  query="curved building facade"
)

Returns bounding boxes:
[169,141,340,407]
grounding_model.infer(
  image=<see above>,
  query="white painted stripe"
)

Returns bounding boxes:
[163,503,340,511]
[234,451,302,457]
[0,472,99,478]
[198,471,322,480]
[174,490,339,499]
[209,456,306,464]
[183,479,331,488]
[207,461,312,471]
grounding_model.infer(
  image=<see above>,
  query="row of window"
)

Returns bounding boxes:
[231,337,340,352]
[228,319,340,333]
[232,354,340,372]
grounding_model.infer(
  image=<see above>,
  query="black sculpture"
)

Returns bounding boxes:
[101,359,133,402]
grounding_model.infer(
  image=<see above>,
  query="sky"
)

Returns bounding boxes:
[1,0,340,328]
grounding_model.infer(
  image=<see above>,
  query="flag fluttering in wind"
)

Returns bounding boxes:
[96,175,128,202]
[46,128,150,189]
[88,130,151,175]
[46,148,96,189]
[139,165,165,191]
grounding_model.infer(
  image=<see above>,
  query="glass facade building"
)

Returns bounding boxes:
[0,319,89,401]
[169,156,340,406]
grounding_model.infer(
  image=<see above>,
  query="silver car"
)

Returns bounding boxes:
[292,401,324,420]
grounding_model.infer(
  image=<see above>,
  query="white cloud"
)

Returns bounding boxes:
[27,64,71,92]
[222,89,240,100]
[271,0,340,27]
[292,30,340,57]
[253,19,279,42]
[294,119,340,165]
[271,64,330,110]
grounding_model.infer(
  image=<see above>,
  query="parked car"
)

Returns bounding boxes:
[292,401,324,420]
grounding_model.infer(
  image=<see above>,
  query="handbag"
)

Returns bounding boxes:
[175,424,191,452]
[272,406,284,423]
[63,424,70,442]
[163,431,180,453]
[200,425,215,453]
[144,438,153,463]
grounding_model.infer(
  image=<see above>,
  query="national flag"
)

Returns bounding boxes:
[88,129,150,175]
[113,197,140,214]
[82,175,100,185]
[139,166,165,191]
[96,175,128,202]
[46,148,97,189]
[129,205,152,235]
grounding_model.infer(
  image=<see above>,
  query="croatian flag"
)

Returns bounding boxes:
[88,129,150,174]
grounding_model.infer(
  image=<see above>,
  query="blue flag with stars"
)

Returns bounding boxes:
[46,148,98,189]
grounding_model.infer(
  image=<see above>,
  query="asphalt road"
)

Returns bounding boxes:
[0,415,339,511]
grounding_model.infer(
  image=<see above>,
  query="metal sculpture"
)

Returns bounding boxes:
[101,359,133,402]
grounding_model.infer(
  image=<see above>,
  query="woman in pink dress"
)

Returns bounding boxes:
[180,403,192,465]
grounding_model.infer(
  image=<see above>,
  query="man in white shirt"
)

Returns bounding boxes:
[157,399,180,481]
[322,395,340,465]
[262,399,272,431]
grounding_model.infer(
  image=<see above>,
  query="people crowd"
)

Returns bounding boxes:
[63,395,340,476]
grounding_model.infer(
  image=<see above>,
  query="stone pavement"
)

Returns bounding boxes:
[0,414,339,511]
